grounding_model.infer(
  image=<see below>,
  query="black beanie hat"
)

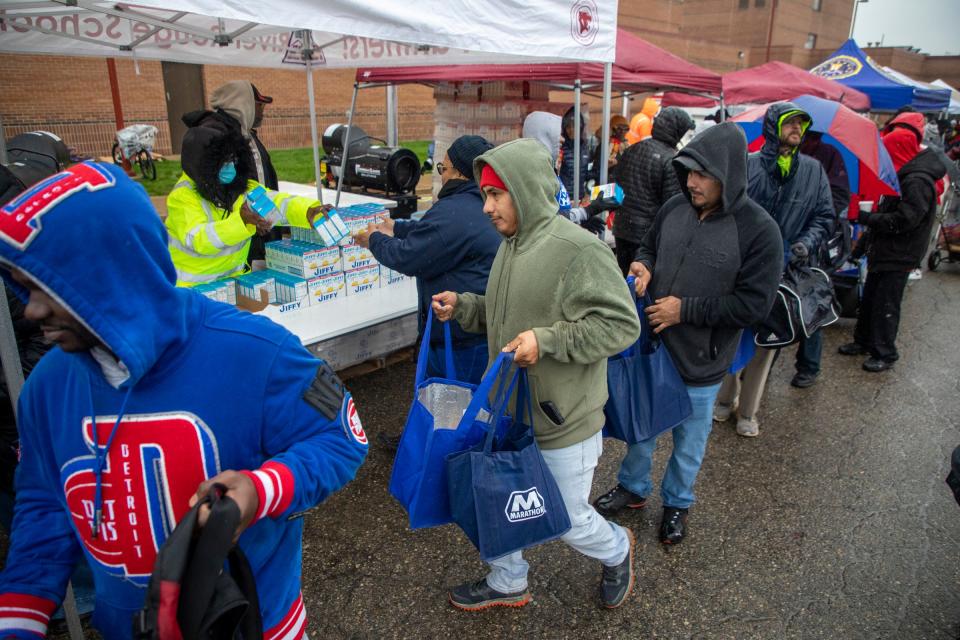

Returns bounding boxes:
[447,135,493,181]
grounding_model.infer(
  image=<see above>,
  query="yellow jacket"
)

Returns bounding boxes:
[165,175,315,286]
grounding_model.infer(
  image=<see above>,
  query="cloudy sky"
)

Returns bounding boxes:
[852,0,960,55]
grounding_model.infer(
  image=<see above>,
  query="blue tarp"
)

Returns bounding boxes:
[811,40,951,112]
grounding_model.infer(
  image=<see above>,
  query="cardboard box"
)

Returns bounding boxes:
[341,243,377,271]
[272,271,310,306]
[266,240,341,278]
[381,267,407,286]
[344,265,380,296]
[307,272,346,305]
[234,271,277,304]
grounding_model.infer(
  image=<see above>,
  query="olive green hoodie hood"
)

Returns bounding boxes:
[473,138,559,252]
[211,81,257,138]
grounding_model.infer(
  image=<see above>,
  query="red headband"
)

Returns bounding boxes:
[479,164,508,192]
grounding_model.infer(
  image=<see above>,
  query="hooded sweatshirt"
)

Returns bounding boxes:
[614,107,694,244]
[454,139,640,450]
[747,102,835,259]
[635,123,783,386]
[0,163,367,639]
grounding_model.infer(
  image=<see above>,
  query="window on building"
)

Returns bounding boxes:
[739,0,749,8]
[812,0,822,11]
[755,0,765,7]
[805,33,817,49]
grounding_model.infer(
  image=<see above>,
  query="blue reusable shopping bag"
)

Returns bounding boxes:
[389,309,513,529]
[446,367,572,562]
[603,281,692,444]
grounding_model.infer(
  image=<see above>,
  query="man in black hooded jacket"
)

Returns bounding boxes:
[714,102,835,438]
[593,123,782,545]
[612,107,695,276]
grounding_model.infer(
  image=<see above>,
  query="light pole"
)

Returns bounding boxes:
[849,0,868,40]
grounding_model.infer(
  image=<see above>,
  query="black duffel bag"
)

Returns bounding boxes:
[755,264,840,348]
[134,484,262,640]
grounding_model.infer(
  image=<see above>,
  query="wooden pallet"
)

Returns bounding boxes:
[337,347,415,381]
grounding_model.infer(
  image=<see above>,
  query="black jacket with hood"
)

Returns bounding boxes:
[613,107,694,244]
[747,102,835,260]
[862,147,946,271]
[635,123,783,386]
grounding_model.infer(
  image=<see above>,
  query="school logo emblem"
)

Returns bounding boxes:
[505,487,546,522]
[811,55,862,80]
[570,0,600,46]
[0,163,115,250]
[341,395,367,446]
[60,412,221,585]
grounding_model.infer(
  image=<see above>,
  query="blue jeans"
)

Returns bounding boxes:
[795,329,822,375]
[617,382,722,510]
[426,342,488,385]
[486,431,630,593]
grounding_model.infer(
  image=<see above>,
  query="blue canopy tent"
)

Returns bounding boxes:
[811,40,951,112]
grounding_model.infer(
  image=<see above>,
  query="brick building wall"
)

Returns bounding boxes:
[0,53,434,158]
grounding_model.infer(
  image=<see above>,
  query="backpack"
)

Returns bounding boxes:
[134,485,262,640]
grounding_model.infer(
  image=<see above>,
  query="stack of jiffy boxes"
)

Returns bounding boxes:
[191,204,408,310]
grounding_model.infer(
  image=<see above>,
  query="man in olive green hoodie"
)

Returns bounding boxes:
[433,138,641,611]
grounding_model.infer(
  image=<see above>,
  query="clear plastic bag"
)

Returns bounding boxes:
[418,383,473,430]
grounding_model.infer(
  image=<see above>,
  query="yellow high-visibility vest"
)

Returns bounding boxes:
[165,176,315,287]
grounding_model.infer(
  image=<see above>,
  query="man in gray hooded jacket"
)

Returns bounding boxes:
[594,123,782,546]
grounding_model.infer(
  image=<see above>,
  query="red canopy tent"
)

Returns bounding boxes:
[356,28,722,95]
[661,60,870,111]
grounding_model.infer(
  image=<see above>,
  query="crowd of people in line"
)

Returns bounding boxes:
[0,78,955,638]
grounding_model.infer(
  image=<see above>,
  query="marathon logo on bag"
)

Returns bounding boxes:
[505,487,546,523]
[0,163,115,250]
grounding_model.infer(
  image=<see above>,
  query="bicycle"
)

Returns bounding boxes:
[112,124,158,180]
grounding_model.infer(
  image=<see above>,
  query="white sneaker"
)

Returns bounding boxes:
[736,416,759,437]
[908,268,923,280]
[713,401,737,422]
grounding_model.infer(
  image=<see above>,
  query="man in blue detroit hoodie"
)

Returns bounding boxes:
[0,162,367,639]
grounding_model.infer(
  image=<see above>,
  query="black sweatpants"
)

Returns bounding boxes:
[853,269,910,362]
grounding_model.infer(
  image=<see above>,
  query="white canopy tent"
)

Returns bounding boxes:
[931,79,960,115]
[0,3,619,636]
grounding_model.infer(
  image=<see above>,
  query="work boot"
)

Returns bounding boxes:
[599,528,635,608]
[790,371,818,388]
[862,357,894,373]
[448,578,531,611]
[593,484,647,518]
[659,507,689,545]
[838,342,868,356]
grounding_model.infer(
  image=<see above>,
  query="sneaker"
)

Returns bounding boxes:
[593,484,647,518]
[713,400,737,422]
[448,578,531,611]
[599,528,635,608]
[659,507,688,545]
[736,416,759,437]
[862,357,894,373]
[838,342,868,356]
[790,371,818,388]
[908,268,922,280]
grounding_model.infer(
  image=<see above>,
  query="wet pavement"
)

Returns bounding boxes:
[15,268,960,640]
[303,267,960,639]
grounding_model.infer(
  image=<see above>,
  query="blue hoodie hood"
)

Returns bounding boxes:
[0,162,190,387]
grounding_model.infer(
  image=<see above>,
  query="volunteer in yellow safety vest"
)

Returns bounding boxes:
[165,121,326,287]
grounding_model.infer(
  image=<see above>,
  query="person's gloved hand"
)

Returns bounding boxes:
[584,195,620,216]
[581,215,606,235]
[789,241,809,266]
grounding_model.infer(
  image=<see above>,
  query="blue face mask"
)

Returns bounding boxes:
[218,161,237,184]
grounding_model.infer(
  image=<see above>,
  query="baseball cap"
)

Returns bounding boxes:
[251,84,273,104]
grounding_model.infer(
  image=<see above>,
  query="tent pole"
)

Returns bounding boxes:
[720,91,726,122]
[621,92,629,118]
[599,63,612,185]
[0,114,7,165]
[573,79,581,204]
[305,57,323,204]
[336,82,360,208]
[386,84,399,147]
